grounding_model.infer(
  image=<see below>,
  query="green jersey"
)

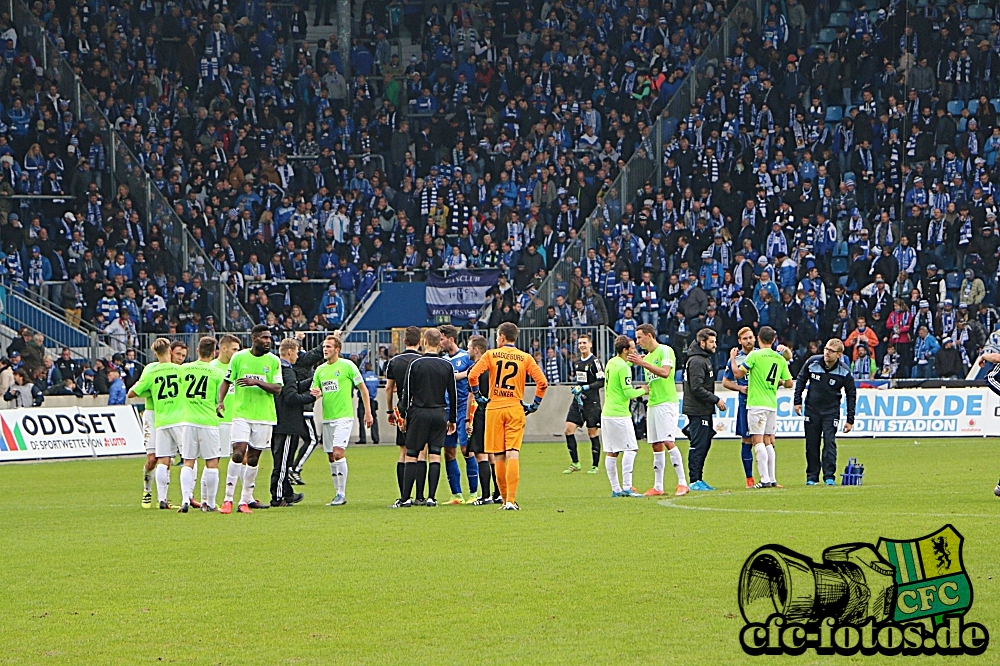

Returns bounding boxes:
[602,356,646,418]
[742,348,791,409]
[226,349,282,424]
[180,360,225,427]
[312,358,363,422]
[138,360,158,411]
[210,358,235,423]
[644,344,678,405]
[131,362,186,428]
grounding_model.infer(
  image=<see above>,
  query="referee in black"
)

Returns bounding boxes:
[793,338,857,486]
[271,337,315,506]
[385,326,425,503]
[394,328,457,508]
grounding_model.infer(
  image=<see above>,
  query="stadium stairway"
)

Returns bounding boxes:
[0,285,113,359]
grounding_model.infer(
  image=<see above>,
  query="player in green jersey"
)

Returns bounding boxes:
[217,325,283,514]
[209,334,241,502]
[600,335,648,498]
[731,326,793,489]
[176,337,225,512]
[628,323,688,497]
[310,333,372,506]
[128,338,184,510]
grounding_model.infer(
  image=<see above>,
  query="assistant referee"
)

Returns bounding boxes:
[395,328,457,508]
[793,338,857,486]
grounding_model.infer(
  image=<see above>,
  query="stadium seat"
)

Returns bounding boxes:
[947,100,965,116]
[817,27,837,44]
[968,99,980,115]
[826,106,843,123]
[828,12,850,27]
[969,4,988,19]
[978,19,993,34]
[831,257,849,274]
[958,117,968,133]
[992,99,1000,113]
[837,0,853,11]
[834,240,849,257]
[945,272,962,292]
[838,275,849,288]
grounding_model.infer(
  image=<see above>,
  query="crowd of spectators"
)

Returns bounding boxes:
[6,0,1000,386]
[517,0,1000,382]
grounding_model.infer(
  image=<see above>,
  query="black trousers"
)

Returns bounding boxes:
[687,415,715,483]
[314,0,333,24]
[805,411,839,482]
[357,398,379,443]
[293,416,319,473]
[271,432,298,502]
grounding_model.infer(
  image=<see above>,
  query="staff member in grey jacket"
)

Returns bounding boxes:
[682,328,726,491]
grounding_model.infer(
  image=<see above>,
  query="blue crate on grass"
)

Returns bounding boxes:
[841,457,865,486]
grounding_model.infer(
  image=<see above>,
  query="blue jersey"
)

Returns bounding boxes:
[445,349,473,406]
[361,370,379,400]
[724,349,750,409]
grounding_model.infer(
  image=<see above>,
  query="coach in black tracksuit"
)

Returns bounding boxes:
[793,340,857,485]
[290,337,327,482]
[395,329,457,507]
[272,338,319,505]
[683,329,727,487]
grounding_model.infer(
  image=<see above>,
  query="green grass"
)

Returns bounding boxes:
[2,437,1000,665]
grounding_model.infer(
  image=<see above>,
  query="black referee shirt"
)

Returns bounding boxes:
[386,349,421,401]
[399,353,457,423]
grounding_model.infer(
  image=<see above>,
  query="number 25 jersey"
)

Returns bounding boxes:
[131,362,186,429]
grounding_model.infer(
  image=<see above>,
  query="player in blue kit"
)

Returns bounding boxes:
[722,326,792,488]
[440,325,478,504]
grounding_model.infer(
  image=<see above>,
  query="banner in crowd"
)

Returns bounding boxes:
[674,388,999,439]
[426,270,501,319]
[0,405,145,462]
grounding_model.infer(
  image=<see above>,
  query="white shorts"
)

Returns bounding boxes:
[600,416,638,453]
[143,410,156,455]
[155,425,183,458]
[322,418,353,453]
[182,425,222,460]
[646,402,679,443]
[230,418,274,450]
[219,422,231,453]
[747,407,777,436]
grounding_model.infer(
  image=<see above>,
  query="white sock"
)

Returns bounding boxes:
[766,445,777,485]
[203,468,219,508]
[224,460,242,502]
[652,450,666,491]
[331,460,347,495]
[338,458,348,495]
[155,464,170,503]
[622,449,637,490]
[669,446,687,486]
[240,465,259,505]
[143,465,152,493]
[605,456,621,492]
[180,465,195,505]
[754,444,769,483]
[192,458,199,482]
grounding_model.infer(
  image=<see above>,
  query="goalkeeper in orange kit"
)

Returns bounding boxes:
[466,322,548,510]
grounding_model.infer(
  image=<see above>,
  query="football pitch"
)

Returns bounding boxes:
[2,437,999,665]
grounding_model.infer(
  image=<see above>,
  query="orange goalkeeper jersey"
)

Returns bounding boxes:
[468,345,548,408]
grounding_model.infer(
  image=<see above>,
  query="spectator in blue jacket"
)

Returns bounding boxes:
[335,256,359,312]
[107,368,126,405]
[320,284,346,328]
[912,326,941,378]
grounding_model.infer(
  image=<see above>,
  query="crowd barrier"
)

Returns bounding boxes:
[1,387,996,462]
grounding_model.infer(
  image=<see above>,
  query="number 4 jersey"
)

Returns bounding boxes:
[742,348,791,410]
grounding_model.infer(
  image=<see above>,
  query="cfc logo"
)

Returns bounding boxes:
[738,525,988,656]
